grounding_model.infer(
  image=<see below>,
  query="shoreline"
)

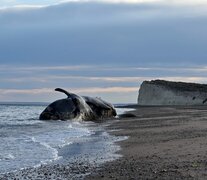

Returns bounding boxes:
[87,105,207,179]
[0,117,126,180]
[2,105,207,179]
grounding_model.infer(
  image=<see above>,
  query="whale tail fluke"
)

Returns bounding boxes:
[55,88,71,98]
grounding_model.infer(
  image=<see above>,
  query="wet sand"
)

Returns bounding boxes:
[87,106,207,179]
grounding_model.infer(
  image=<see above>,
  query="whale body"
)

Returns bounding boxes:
[39,88,116,121]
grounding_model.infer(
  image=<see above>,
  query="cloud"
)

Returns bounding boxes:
[2,64,207,73]
[0,87,139,103]
[164,0,207,6]
[1,2,207,103]
[1,1,207,66]
[2,0,207,9]
[1,75,206,103]
[0,76,154,84]
[0,0,75,9]
[1,65,207,86]
[3,75,207,84]
[0,86,138,95]
[0,65,93,72]
[0,88,51,95]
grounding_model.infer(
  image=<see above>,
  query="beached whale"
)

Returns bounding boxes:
[39,88,116,121]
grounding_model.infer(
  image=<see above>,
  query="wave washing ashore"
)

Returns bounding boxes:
[0,103,128,179]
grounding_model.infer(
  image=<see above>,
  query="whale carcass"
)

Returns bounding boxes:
[39,88,117,121]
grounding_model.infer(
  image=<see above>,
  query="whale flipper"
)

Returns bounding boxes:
[55,88,71,98]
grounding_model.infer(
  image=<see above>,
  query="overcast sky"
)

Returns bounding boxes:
[1,0,207,103]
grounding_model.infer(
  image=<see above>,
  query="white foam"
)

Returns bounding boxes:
[0,104,129,175]
[30,136,60,162]
[115,108,135,115]
[58,141,72,148]
[0,153,15,161]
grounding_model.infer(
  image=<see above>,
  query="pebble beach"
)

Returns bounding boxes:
[2,105,207,179]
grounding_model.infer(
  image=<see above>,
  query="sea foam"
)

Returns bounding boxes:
[0,105,93,173]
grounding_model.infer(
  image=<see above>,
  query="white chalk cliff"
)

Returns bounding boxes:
[138,80,207,105]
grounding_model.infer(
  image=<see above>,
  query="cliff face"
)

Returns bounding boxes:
[138,80,207,105]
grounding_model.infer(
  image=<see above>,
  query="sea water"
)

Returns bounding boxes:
[0,104,128,174]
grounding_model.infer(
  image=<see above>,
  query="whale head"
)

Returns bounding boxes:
[39,98,77,120]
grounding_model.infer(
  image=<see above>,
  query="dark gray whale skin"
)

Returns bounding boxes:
[39,88,116,121]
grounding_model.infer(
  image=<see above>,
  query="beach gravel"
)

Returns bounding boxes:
[0,159,96,180]
[2,106,207,179]
[87,106,207,179]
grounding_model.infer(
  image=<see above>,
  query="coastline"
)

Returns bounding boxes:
[0,116,126,180]
[2,105,207,179]
[87,105,207,179]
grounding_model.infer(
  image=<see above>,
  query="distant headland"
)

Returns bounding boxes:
[138,80,207,106]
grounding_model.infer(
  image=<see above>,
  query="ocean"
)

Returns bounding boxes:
[0,104,129,174]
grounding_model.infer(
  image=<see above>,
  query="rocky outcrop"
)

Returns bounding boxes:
[138,80,207,106]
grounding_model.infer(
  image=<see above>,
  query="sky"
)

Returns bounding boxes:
[1,0,207,103]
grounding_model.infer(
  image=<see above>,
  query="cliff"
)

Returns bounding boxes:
[138,80,207,105]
